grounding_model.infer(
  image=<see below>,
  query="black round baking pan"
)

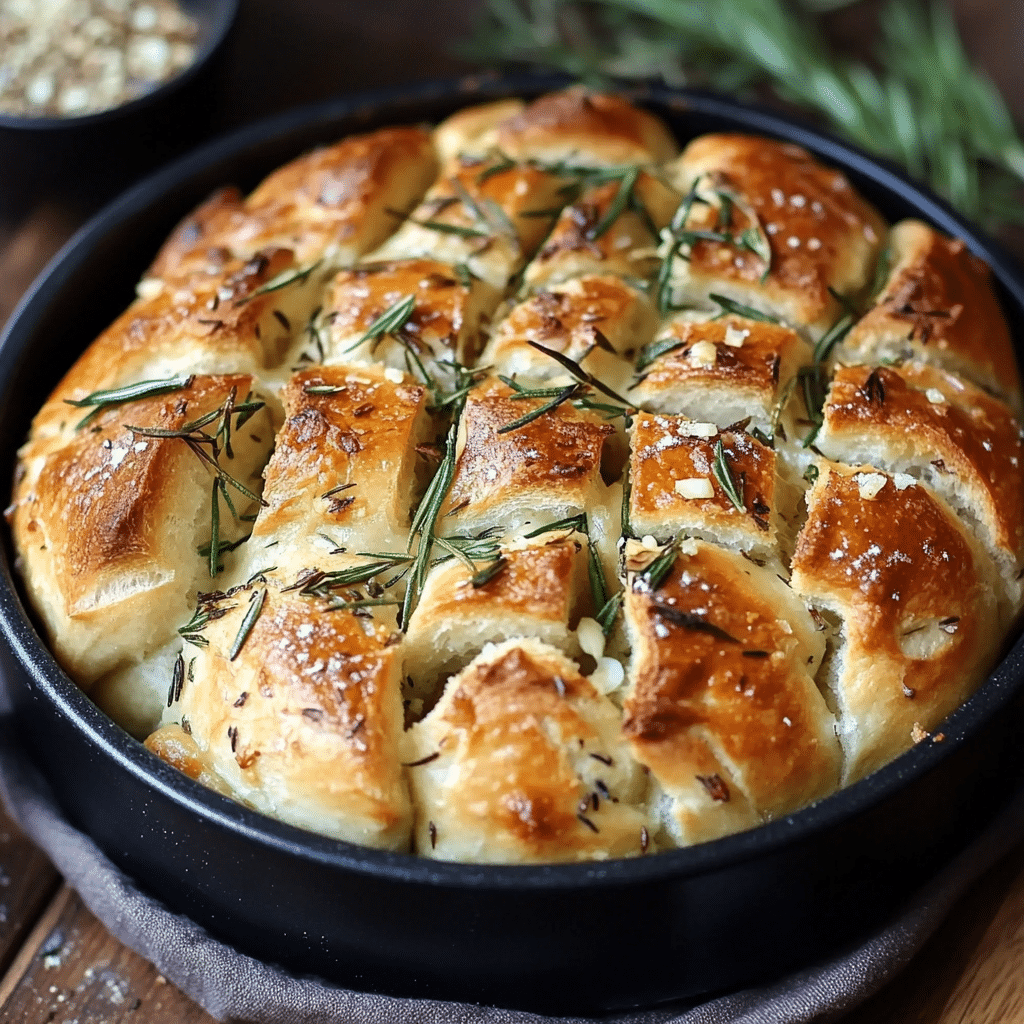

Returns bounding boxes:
[2,75,1024,1016]
[0,0,239,225]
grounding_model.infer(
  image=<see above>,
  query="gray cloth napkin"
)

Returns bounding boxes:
[2,736,1022,1024]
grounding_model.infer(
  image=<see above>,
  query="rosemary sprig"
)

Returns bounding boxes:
[343,294,417,354]
[178,599,233,648]
[524,513,617,634]
[471,556,509,587]
[462,0,1024,230]
[527,340,635,408]
[588,165,641,239]
[711,439,745,511]
[402,422,459,627]
[403,215,491,238]
[324,597,402,613]
[125,388,268,575]
[64,373,195,430]
[635,536,683,592]
[635,334,684,373]
[709,294,782,325]
[229,588,267,661]
[236,260,321,304]
[287,556,413,598]
[498,382,582,433]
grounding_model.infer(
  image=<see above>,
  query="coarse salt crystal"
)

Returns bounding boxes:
[893,473,916,491]
[675,478,714,499]
[925,388,946,404]
[383,367,404,383]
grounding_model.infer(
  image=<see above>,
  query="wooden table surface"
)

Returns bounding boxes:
[2,2,1024,1020]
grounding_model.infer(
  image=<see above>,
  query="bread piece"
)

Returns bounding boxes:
[631,312,812,438]
[145,126,438,282]
[664,135,886,338]
[402,533,591,703]
[840,220,1021,407]
[439,378,615,535]
[11,374,275,688]
[621,539,839,847]
[402,638,649,863]
[494,86,679,166]
[481,275,656,397]
[244,366,434,577]
[432,98,526,164]
[370,153,566,289]
[628,412,777,555]
[318,258,502,372]
[524,172,681,286]
[150,583,411,849]
[29,249,315,447]
[817,363,1024,613]
[790,461,1002,783]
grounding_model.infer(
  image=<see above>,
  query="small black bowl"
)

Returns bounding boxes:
[2,75,1024,1016]
[0,0,239,225]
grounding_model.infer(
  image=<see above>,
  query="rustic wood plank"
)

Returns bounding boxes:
[0,883,215,1024]
[841,840,1024,1024]
[0,804,61,984]
[934,847,1024,1024]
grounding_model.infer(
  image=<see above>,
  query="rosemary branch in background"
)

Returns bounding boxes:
[461,0,1024,230]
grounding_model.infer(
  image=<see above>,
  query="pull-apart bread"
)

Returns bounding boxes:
[11,87,1023,862]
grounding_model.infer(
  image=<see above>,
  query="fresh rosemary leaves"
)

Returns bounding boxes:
[462,0,1024,231]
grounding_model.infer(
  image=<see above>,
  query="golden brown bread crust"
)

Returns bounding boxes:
[790,462,1001,782]
[841,220,1022,406]
[30,249,307,445]
[247,366,433,575]
[146,126,438,280]
[622,539,839,845]
[402,534,591,701]
[495,86,679,166]
[440,379,615,534]
[154,583,411,849]
[10,87,1021,861]
[370,153,566,288]
[12,374,274,686]
[666,134,886,337]
[481,275,656,392]
[402,639,648,862]
[629,412,776,553]
[818,362,1024,607]
[524,172,681,286]
[320,257,502,370]
[631,313,811,434]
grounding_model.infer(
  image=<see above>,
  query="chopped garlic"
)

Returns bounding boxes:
[576,617,605,661]
[675,477,715,499]
[723,325,748,348]
[690,340,718,367]
[854,472,887,500]
[589,656,625,695]
[676,420,718,438]
[383,367,405,383]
